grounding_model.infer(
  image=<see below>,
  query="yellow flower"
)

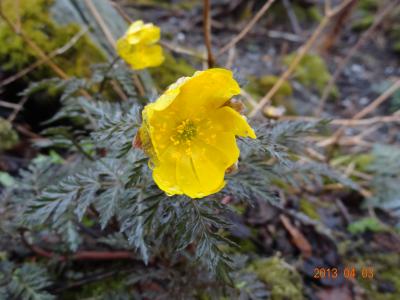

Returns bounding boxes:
[116,20,164,70]
[139,68,256,198]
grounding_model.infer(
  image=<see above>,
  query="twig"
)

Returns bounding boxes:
[7,95,28,122]
[20,230,136,261]
[217,0,275,56]
[279,113,400,126]
[318,78,400,147]
[282,0,302,35]
[54,267,138,293]
[249,0,354,118]
[280,214,312,258]
[213,20,303,42]
[225,47,236,69]
[319,0,357,53]
[266,29,303,42]
[84,0,116,45]
[110,0,132,24]
[240,88,257,108]
[0,2,98,128]
[160,40,206,60]
[0,100,21,110]
[14,124,42,139]
[335,199,352,224]
[98,56,120,94]
[203,0,215,67]
[96,57,129,101]
[89,0,145,97]
[0,28,88,87]
[0,4,68,80]
[316,0,399,116]
[347,78,400,120]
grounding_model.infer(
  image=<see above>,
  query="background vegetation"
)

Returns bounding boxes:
[0,0,399,299]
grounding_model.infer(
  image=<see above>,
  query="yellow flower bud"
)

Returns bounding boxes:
[117,20,164,70]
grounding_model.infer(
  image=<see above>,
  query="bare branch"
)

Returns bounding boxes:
[217,0,275,56]
[316,0,400,116]
[248,0,355,118]
[203,0,215,67]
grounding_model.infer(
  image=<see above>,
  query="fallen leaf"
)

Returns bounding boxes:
[280,214,312,258]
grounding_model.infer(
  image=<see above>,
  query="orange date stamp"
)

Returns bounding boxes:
[313,267,374,280]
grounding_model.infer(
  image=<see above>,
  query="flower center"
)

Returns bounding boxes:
[171,119,197,145]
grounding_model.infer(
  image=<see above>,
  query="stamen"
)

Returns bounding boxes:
[174,119,197,142]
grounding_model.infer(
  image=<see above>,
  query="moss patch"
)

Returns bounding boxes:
[0,117,19,151]
[347,217,387,234]
[0,0,105,78]
[283,53,338,98]
[299,199,320,221]
[245,75,295,113]
[248,256,304,300]
[350,254,400,300]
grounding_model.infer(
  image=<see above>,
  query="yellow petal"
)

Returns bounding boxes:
[152,145,182,196]
[190,140,231,196]
[126,22,160,45]
[174,68,241,117]
[116,37,131,60]
[151,134,238,198]
[143,69,240,117]
[117,43,164,70]
[203,106,256,138]
[144,76,190,113]
[175,154,203,198]
[126,20,145,36]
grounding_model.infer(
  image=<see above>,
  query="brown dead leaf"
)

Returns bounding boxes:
[280,214,312,258]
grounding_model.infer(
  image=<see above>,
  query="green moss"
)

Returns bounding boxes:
[248,257,304,300]
[148,51,196,90]
[60,274,126,299]
[352,14,374,31]
[0,0,105,78]
[331,153,374,173]
[270,2,322,23]
[350,254,400,300]
[283,53,338,98]
[245,75,296,113]
[299,199,320,221]
[0,117,19,151]
[246,75,292,100]
[347,217,387,234]
[352,0,400,47]
[293,4,323,22]
[351,0,378,31]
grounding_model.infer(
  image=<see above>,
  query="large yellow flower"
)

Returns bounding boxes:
[117,20,164,70]
[139,68,256,198]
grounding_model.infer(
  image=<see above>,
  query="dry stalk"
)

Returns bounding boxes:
[316,0,399,116]
[249,0,355,118]
[85,0,145,97]
[0,28,87,87]
[319,0,357,53]
[217,0,276,56]
[203,0,215,67]
[0,4,100,127]
[0,4,68,80]
[280,113,400,126]
[318,78,400,147]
